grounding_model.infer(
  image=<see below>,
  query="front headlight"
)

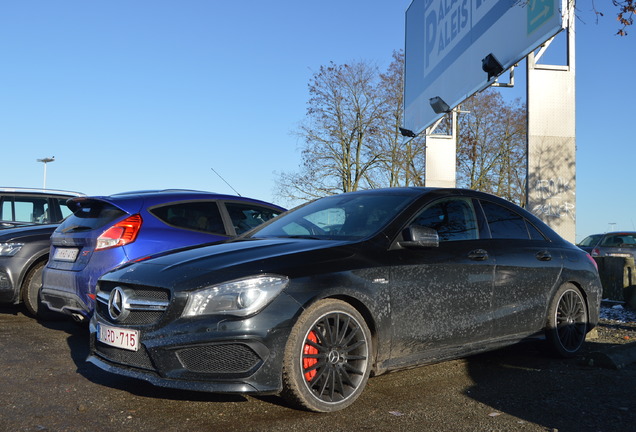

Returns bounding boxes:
[0,243,24,257]
[182,275,289,317]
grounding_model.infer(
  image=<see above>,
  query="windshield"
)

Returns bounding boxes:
[251,192,415,240]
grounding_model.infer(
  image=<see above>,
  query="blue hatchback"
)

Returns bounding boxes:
[41,190,285,321]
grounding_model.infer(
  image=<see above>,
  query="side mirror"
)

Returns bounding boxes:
[399,225,439,249]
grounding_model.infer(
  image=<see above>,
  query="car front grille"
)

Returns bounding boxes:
[175,343,262,374]
[95,284,170,326]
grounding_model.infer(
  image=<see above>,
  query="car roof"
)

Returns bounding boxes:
[585,231,636,237]
[67,189,286,214]
[0,187,84,198]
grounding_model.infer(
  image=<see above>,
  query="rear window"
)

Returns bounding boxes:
[600,233,636,248]
[57,201,126,232]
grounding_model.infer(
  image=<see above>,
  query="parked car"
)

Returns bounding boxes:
[0,187,83,228]
[41,190,285,322]
[87,187,602,412]
[577,231,636,261]
[0,224,60,317]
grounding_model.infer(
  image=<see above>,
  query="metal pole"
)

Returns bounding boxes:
[37,157,55,189]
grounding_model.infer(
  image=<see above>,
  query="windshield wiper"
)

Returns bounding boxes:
[284,235,322,240]
[61,225,93,233]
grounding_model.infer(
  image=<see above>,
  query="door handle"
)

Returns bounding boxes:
[536,250,552,261]
[468,249,489,261]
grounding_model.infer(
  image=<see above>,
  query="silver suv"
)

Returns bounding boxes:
[0,187,83,317]
[0,187,84,228]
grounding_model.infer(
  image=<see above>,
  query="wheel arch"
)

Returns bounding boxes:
[563,279,599,330]
[315,293,381,374]
[18,253,49,300]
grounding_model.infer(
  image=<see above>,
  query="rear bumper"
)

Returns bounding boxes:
[41,264,97,318]
[40,287,91,319]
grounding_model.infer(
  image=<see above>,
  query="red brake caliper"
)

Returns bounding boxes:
[303,330,319,381]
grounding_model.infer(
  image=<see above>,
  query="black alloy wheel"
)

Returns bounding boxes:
[282,299,372,412]
[546,283,588,358]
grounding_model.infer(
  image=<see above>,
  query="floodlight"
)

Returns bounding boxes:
[429,97,451,114]
[482,53,504,80]
[399,127,417,138]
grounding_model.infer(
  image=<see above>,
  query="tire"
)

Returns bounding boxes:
[281,299,372,412]
[21,261,61,320]
[545,283,588,358]
[22,261,45,317]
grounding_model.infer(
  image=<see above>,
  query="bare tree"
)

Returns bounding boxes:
[276,61,387,203]
[456,89,527,205]
[369,51,427,188]
[277,56,525,207]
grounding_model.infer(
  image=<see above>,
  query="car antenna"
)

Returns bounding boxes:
[210,167,242,196]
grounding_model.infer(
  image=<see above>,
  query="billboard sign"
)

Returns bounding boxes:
[404,0,565,136]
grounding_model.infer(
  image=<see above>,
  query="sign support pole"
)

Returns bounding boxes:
[526,1,576,242]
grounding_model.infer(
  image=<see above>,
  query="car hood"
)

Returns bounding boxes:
[100,237,362,291]
[0,224,59,241]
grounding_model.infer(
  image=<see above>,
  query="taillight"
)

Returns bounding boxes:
[96,214,142,251]
[585,253,598,271]
[591,247,600,257]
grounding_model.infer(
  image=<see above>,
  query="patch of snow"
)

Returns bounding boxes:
[600,304,636,323]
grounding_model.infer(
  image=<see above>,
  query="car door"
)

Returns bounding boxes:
[388,196,495,367]
[478,199,564,338]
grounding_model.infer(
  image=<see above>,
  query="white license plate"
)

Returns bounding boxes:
[608,253,631,258]
[53,247,79,262]
[97,323,139,352]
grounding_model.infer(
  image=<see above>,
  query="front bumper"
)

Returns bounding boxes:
[88,291,301,395]
[0,257,25,303]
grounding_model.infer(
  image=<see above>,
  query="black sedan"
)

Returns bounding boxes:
[88,188,602,412]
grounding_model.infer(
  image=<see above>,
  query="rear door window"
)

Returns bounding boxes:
[151,201,226,234]
[56,198,74,220]
[480,200,545,240]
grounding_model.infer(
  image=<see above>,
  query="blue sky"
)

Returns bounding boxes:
[1,1,634,242]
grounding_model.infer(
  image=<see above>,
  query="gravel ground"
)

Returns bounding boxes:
[594,302,636,345]
[1,303,635,432]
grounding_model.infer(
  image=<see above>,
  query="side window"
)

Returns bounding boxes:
[526,221,547,241]
[13,197,48,223]
[1,199,12,221]
[225,203,282,235]
[56,198,74,220]
[411,198,478,242]
[480,200,538,240]
[152,201,225,234]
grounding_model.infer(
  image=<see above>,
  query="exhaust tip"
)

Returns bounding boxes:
[71,313,86,323]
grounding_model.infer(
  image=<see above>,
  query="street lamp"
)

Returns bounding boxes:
[36,157,55,189]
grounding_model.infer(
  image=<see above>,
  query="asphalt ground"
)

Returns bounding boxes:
[1,304,635,432]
